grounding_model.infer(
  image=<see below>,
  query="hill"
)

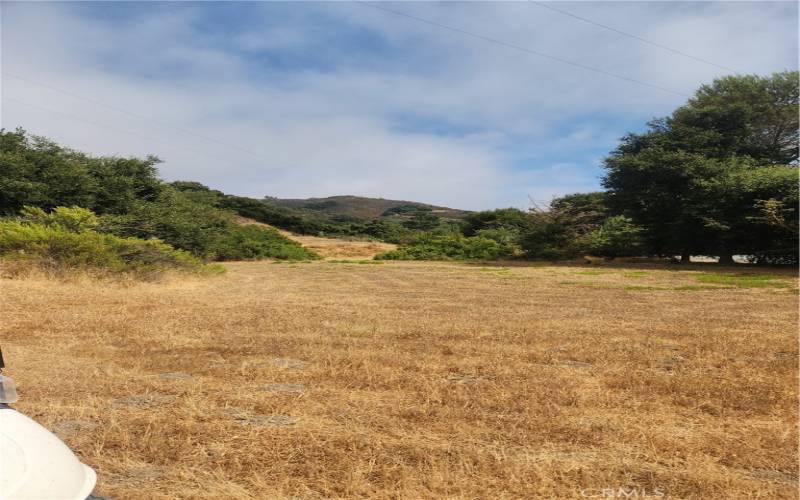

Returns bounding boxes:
[269,195,469,221]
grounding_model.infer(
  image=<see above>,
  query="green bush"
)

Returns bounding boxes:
[375,233,512,261]
[212,224,317,261]
[20,205,99,232]
[100,188,316,261]
[0,215,209,277]
[579,215,646,258]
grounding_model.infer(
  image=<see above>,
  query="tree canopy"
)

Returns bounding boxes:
[603,71,798,263]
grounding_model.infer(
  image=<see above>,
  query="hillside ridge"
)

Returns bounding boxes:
[268,195,469,221]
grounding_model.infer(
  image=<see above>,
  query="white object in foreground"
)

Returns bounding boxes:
[0,406,97,500]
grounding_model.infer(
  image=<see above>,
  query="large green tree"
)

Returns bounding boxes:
[603,72,799,263]
[0,128,162,215]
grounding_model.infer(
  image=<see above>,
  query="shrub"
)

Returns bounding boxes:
[0,216,209,277]
[518,193,611,260]
[212,224,317,261]
[579,215,646,258]
[375,233,512,261]
[20,205,99,232]
[101,189,316,261]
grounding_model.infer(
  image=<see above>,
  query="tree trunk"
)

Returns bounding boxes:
[718,254,735,265]
[680,253,691,264]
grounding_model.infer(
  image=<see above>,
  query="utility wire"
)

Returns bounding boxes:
[3,72,270,161]
[529,1,739,74]
[356,1,690,98]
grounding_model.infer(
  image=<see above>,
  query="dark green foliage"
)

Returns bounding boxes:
[212,224,316,261]
[101,188,315,261]
[375,233,512,261]
[668,72,798,164]
[303,200,339,210]
[401,210,440,231]
[519,193,610,260]
[578,215,646,258]
[603,72,799,262]
[101,187,232,258]
[0,208,209,276]
[463,208,530,236]
[382,204,432,216]
[358,219,415,244]
[0,131,315,262]
[1,128,162,216]
[548,192,608,231]
[220,195,332,236]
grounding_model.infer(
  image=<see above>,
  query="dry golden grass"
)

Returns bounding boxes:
[233,216,396,259]
[1,261,797,499]
[282,235,395,260]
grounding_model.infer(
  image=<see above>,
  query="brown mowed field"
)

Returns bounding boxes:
[1,261,797,499]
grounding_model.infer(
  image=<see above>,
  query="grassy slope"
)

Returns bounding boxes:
[4,262,797,499]
[234,216,396,259]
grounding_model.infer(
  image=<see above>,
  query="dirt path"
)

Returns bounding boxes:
[234,215,396,259]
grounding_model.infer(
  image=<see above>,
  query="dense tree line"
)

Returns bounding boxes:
[603,72,798,263]
[2,72,796,265]
[382,72,798,263]
[0,131,314,261]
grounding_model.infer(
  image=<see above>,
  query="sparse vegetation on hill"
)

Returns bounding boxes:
[272,195,468,221]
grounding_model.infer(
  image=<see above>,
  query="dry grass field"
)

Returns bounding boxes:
[1,260,797,499]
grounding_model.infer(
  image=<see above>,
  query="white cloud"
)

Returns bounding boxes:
[1,1,796,209]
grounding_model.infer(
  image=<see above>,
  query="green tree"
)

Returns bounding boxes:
[0,128,163,215]
[603,72,799,263]
[579,215,645,258]
[519,193,608,260]
[462,208,530,236]
[402,210,440,231]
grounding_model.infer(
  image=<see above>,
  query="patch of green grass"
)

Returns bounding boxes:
[559,281,613,289]
[624,285,667,291]
[672,284,734,291]
[476,266,513,277]
[694,273,789,288]
[623,271,650,278]
[324,260,384,265]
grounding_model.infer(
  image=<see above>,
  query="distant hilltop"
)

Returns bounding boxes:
[268,195,470,221]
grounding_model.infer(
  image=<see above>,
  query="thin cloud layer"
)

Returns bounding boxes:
[1,2,797,209]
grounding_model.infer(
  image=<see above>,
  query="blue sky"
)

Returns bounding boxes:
[2,1,797,209]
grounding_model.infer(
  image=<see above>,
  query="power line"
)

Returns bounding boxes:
[2,72,271,161]
[4,96,239,165]
[529,1,739,74]
[356,1,690,98]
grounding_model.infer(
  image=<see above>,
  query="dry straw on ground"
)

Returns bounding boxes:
[1,260,797,499]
